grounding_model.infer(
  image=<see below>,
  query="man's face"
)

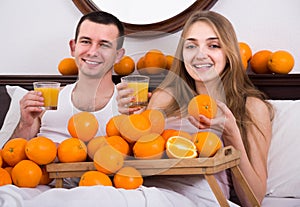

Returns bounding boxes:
[70,20,123,79]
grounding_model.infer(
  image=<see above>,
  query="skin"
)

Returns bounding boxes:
[117,21,271,206]
[12,20,125,139]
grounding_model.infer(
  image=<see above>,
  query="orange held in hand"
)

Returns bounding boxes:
[58,58,78,75]
[114,56,135,76]
[25,136,57,165]
[79,171,112,186]
[68,111,99,142]
[192,131,222,157]
[267,50,295,74]
[113,166,143,189]
[188,94,218,119]
[57,137,87,163]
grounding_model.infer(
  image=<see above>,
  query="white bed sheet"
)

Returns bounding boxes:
[262,196,300,207]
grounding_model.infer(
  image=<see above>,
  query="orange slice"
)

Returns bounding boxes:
[166,136,197,159]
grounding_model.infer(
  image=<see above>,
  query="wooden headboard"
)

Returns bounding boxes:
[0,74,300,100]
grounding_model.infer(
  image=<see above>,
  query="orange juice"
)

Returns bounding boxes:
[33,82,60,110]
[127,82,149,107]
[35,88,59,109]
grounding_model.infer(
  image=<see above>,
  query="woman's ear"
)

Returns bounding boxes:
[69,39,76,57]
[115,48,125,63]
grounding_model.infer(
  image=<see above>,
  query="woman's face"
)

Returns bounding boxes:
[182,21,227,83]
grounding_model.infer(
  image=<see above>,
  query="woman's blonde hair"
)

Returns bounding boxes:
[155,10,273,157]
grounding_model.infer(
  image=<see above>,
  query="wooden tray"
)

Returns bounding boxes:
[46,146,260,207]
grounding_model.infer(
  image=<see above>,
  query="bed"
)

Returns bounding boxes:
[1,74,300,206]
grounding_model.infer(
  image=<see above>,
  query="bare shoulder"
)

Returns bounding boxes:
[148,88,174,109]
[246,97,272,118]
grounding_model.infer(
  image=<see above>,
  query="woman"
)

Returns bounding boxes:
[118,10,273,206]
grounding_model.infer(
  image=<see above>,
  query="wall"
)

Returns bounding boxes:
[0,0,299,75]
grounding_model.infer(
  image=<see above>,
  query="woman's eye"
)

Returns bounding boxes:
[185,44,196,49]
[209,44,221,48]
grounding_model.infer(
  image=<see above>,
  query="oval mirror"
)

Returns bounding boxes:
[72,0,218,37]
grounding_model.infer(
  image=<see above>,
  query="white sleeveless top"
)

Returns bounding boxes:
[38,83,120,143]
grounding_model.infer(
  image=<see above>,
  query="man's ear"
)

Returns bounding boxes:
[69,39,76,57]
[115,48,125,63]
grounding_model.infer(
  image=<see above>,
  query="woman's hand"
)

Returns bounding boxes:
[188,101,240,143]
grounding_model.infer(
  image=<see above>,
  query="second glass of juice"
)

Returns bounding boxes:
[121,75,149,107]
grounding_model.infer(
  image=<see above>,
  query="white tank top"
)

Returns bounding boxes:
[38,83,120,143]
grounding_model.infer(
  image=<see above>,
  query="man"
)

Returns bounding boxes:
[11,11,125,143]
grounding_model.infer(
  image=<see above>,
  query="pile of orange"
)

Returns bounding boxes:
[136,49,174,75]
[250,50,294,74]
[0,137,57,187]
[238,41,294,74]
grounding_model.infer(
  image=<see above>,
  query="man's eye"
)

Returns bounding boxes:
[80,40,90,44]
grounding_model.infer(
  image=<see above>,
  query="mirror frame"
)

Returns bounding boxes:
[72,0,218,37]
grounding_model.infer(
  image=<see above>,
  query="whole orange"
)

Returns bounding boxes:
[106,114,127,137]
[58,58,78,75]
[114,56,135,76]
[161,129,192,142]
[192,131,222,157]
[87,136,108,160]
[11,160,42,188]
[79,171,112,186]
[57,137,87,163]
[142,49,167,74]
[165,55,175,70]
[2,138,27,167]
[250,50,273,74]
[119,114,151,143]
[239,42,252,61]
[39,165,53,185]
[106,135,130,158]
[25,136,57,165]
[93,145,124,174]
[136,56,145,72]
[188,94,218,119]
[113,166,143,189]
[133,133,165,160]
[68,111,99,142]
[0,167,12,186]
[267,50,295,74]
[141,109,165,134]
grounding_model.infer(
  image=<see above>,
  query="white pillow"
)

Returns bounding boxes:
[0,86,28,148]
[266,100,300,198]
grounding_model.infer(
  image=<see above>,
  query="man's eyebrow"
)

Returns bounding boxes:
[78,36,113,46]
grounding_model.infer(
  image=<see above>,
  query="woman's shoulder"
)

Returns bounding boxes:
[246,96,273,117]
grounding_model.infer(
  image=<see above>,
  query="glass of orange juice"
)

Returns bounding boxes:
[33,82,60,110]
[121,75,149,108]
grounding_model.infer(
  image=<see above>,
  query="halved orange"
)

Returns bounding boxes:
[166,136,197,159]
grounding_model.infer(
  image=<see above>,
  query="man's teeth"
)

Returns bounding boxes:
[85,60,99,65]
